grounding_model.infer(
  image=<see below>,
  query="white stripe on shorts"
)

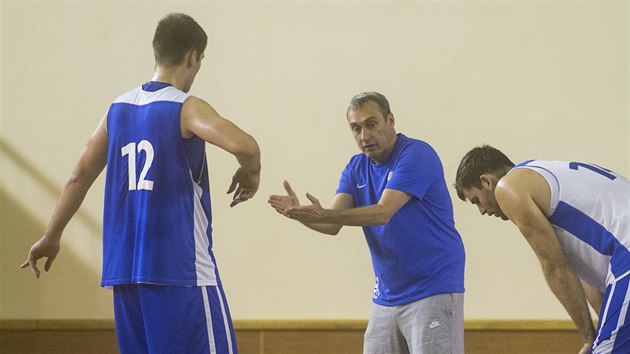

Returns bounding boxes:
[202,287,217,354]
[594,282,616,347]
[217,289,234,354]
[593,278,630,353]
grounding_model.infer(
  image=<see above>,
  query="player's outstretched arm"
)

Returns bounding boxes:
[181,97,261,207]
[268,180,352,235]
[21,115,108,278]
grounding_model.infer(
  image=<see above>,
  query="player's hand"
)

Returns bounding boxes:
[268,180,302,216]
[227,167,260,207]
[20,236,61,278]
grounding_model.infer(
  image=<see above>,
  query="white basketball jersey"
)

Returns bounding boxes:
[513,160,630,292]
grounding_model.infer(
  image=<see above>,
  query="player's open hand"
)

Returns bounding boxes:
[20,236,61,278]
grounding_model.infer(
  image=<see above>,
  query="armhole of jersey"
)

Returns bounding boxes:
[193,151,206,184]
[514,165,560,217]
[179,95,205,185]
[182,136,206,185]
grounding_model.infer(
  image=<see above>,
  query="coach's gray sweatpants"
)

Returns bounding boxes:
[363,293,464,354]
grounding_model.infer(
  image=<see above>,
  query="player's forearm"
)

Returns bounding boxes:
[234,137,261,175]
[543,262,596,344]
[45,174,94,238]
[581,281,604,315]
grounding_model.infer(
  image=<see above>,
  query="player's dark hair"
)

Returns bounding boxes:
[153,13,207,67]
[454,145,515,201]
[348,92,391,119]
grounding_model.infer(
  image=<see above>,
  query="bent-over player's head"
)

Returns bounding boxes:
[454,145,515,201]
[153,13,207,68]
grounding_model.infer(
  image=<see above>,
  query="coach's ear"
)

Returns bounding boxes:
[387,112,395,126]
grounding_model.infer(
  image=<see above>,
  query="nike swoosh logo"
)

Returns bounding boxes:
[429,321,442,329]
[357,183,367,188]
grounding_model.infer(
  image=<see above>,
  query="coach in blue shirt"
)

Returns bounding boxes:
[269,91,465,354]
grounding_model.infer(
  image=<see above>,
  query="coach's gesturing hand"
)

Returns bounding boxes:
[268,180,301,216]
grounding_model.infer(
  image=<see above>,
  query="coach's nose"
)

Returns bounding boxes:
[360,129,371,143]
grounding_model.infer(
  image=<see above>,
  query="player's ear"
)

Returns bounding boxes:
[479,174,494,189]
[185,50,198,68]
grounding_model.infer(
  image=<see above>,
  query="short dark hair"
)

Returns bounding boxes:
[347,92,391,119]
[454,145,515,200]
[153,13,207,67]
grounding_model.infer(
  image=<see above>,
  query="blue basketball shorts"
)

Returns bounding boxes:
[592,275,630,353]
[113,284,237,354]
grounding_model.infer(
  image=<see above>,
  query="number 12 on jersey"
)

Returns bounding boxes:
[121,140,155,191]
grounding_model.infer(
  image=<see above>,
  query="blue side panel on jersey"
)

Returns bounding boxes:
[103,100,200,286]
[550,201,630,278]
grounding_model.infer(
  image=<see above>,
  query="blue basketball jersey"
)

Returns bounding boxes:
[102,82,219,287]
[337,134,465,306]
[513,160,630,292]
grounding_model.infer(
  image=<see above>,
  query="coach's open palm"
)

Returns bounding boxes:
[268,180,301,217]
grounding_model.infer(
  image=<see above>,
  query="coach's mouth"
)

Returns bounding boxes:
[363,144,378,151]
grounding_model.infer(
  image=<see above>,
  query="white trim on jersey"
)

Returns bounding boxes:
[114,85,189,105]
[193,176,218,286]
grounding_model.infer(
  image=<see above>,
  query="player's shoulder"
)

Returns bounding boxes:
[499,167,549,196]
[181,96,220,117]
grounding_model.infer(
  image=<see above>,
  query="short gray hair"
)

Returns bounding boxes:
[347,92,391,118]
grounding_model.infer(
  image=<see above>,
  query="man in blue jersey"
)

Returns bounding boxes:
[21,13,260,354]
[268,92,466,354]
[455,145,630,354]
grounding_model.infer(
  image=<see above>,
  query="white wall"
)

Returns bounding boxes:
[1,1,627,321]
